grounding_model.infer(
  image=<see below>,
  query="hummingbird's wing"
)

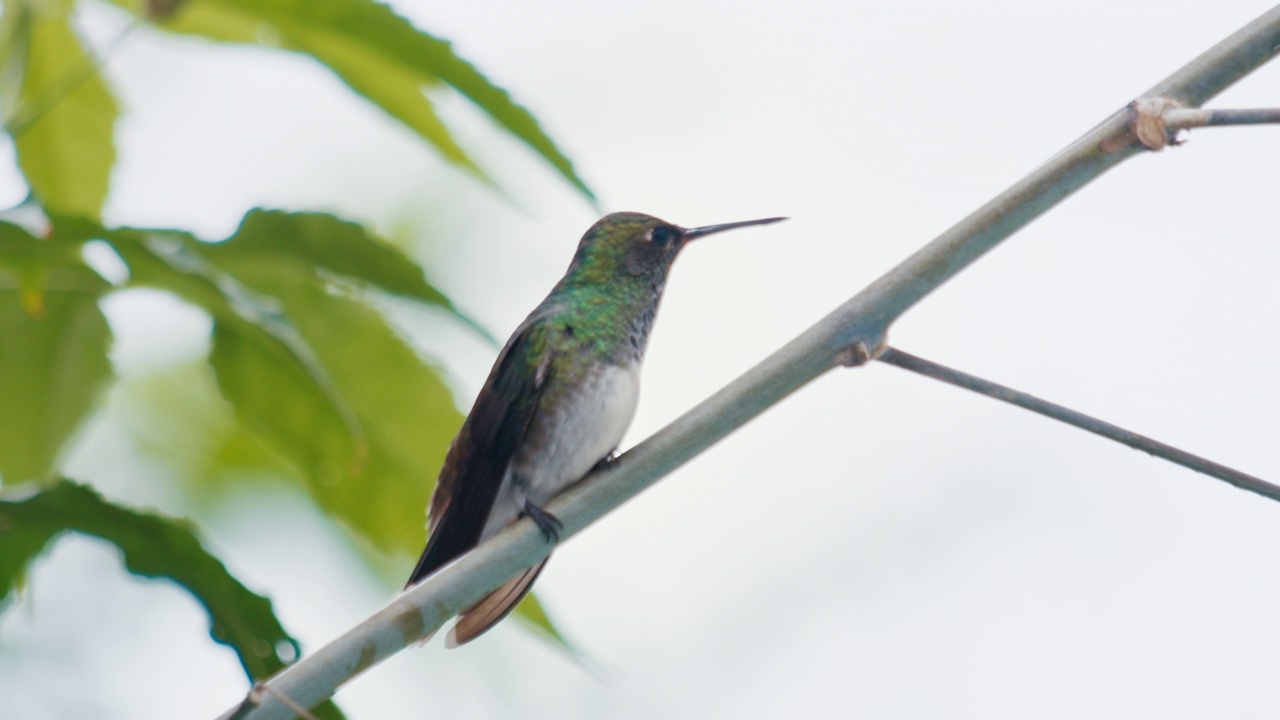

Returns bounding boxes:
[405,313,553,588]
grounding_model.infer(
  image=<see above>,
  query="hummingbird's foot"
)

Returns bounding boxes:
[590,451,619,474]
[523,501,563,543]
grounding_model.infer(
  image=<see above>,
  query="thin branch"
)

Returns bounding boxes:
[214,7,1280,720]
[1164,106,1280,128]
[877,347,1277,500]
[1104,99,1280,152]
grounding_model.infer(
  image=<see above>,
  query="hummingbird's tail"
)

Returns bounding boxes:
[445,557,549,647]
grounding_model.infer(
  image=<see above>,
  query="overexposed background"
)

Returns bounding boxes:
[3,1,1280,718]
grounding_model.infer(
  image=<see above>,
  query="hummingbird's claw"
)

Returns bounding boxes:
[523,501,563,543]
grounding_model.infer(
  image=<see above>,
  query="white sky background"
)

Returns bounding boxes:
[3,0,1280,718]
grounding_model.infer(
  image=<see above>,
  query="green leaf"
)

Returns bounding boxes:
[107,227,366,465]
[513,592,574,653]
[0,219,83,268]
[225,209,451,307]
[205,264,461,553]
[113,0,594,201]
[6,4,119,219]
[221,210,496,342]
[209,316,360,486]
[0,478,347,719]
[0,227,112,483]
[286,27,488,181]
[110,361,315,519]
[104,213,467,550]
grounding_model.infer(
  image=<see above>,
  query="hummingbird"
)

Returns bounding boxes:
[405,212,786,646]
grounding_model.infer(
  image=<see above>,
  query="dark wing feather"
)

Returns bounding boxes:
[405,315,552,588]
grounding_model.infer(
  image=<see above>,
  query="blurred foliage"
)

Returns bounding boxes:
[105,210,468,552]
[512,590,573,650]
[0,221,112,481]
[0,0,586,712]
[105,0,594,200]
[0,478,346,720]
[112,360,298,496]
[2,0,119,219]
[203,212,463,553]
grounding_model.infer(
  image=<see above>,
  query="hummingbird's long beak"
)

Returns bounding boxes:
[681,216,788,241]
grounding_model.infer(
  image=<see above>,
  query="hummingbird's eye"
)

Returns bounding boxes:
[650,226,676,245]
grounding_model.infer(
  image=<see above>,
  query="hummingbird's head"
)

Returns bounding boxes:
[568,212,786,285]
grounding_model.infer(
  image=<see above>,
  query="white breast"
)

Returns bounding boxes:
[481,362,641,541]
